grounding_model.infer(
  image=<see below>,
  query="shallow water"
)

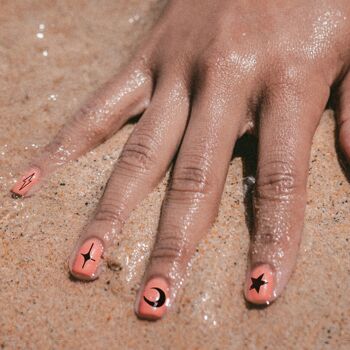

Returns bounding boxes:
[0,1,349,349]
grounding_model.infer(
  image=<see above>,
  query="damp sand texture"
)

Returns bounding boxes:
[0,1,349,349]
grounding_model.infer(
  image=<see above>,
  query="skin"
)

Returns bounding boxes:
[10,0,350,319]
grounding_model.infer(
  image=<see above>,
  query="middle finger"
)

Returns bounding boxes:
[135,74,250,320]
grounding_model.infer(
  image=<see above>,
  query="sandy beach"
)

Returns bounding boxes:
[0,1,349,349]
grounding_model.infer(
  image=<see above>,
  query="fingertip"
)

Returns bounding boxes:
[135,276,170,320]
[10,167,42,198]
[244,264,276,305]
[69,238,104,281]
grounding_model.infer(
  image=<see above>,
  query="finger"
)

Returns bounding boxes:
[135,82,246,320]
[244,80,330,304]
[336,72,350,162]
[68,76,190,280]
[11,58,152,197]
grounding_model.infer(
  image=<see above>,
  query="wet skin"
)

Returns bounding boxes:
[10,0,350,319]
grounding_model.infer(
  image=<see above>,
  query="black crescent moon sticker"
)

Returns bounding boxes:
[143,287,166,308]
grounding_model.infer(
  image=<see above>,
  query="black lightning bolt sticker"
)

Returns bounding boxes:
[19,173,36,191]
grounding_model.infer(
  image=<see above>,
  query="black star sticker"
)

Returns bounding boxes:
[250,273,268,293]
[81,243,96,268]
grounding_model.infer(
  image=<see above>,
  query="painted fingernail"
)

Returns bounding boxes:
[245,264,275,305]
[11,167,41,197]
[138,277,170,320]
[71,238,104,279]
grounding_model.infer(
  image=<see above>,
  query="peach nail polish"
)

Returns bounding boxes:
[71,238,104,279]
[11,167,41,197]
[245,264,275,305]
[138,277,170,320]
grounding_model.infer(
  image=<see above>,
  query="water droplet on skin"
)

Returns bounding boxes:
[0,144,8,157]
[48,94,58,101]
[36,23,45,40]
[128,14,140,24]
[277,249,284,258]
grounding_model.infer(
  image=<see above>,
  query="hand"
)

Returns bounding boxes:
[10,0,350,320]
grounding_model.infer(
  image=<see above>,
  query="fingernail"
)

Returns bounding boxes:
[137,277,170,320]
[11,167,41,197]
[71,238,104,279]
[245,264,275,305]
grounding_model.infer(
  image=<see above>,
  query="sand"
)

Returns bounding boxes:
[0,1,349,349]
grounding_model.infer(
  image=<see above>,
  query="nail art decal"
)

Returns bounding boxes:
[19,172,35,191]
[81,243,96,269]
[249,273,268,293]
[245,264,274,304]
[138,277,169,319]
[71,238,103,279]
[143,287,166,308]
[11,167,41,197]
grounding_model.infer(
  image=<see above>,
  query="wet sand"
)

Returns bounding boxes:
[0,1,349,349]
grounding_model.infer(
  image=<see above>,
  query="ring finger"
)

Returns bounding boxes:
[244,76,330,304]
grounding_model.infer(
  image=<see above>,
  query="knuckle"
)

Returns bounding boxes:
[75,98,111,140]
[199,46,230,80]
[118,133,156,173]
[94,201,125,226]
[273,63,310,94]
[170,156,215,197]
[197,50,257,91]
[151,233,185,262]
[199,46,257,88]
[255,157,303,201]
